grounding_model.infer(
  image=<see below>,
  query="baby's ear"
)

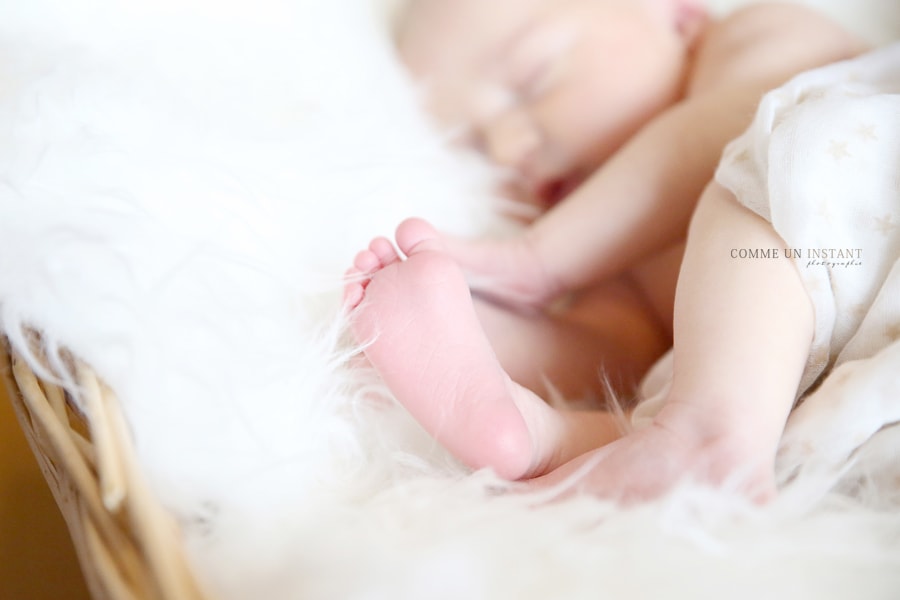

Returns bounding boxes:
[675,0,709,46]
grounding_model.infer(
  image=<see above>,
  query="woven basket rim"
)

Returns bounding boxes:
[1,336,210,600]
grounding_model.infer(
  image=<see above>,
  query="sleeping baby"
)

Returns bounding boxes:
[344,0,884,501]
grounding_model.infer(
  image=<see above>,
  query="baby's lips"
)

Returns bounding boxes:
[535,174,583,207]
[493,170,583,210]
[495,178,536,205]
[496,175,564,209]
[535,179,566,207]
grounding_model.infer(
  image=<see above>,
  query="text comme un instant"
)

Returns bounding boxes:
[730,248,862,260]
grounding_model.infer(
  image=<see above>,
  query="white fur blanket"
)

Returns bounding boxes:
[2,1,900,598]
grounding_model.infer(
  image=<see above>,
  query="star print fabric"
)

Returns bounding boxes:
[715,43,900,395]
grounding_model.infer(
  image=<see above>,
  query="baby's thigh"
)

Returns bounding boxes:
[621,240,685,342]
[561,271,673,373]
[473,279,667,401]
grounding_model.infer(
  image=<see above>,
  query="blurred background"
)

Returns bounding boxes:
[0,2,894,600]
[0,383,89,599]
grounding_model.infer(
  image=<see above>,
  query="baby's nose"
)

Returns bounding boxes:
[480,109,541,171]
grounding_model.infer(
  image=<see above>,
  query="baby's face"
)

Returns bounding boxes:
[399,0,691,204]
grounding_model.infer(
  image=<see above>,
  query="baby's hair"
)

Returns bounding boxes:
[382,0,419,39]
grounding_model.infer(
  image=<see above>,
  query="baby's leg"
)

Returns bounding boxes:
[472,280,668,402]
[440,225,673,394]
[660,181,815,492]
[534,183,814,500]
[345,219,622,479]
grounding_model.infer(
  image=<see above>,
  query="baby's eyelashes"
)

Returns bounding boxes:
[510,58,564,102]
[504,21,575,102]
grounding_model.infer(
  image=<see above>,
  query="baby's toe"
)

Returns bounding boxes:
[396,218,445,256]
[353,249,381,275]
[343,269,367,310]
[368,236,400,267]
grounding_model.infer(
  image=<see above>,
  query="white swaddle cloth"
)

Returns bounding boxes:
[635,43,900,430]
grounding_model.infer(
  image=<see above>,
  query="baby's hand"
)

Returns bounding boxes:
[442,231,565,312]
[528,420,776,504]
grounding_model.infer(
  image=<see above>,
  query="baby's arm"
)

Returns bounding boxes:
[527,4,864,294]
[527,86,752,290]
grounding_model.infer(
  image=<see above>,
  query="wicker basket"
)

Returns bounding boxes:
[0,337,210,600]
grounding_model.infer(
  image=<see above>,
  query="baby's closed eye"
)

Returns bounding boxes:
[505,23,575,101]
[511,59,559,101]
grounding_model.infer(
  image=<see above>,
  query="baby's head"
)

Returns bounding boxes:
[396,0,706,204]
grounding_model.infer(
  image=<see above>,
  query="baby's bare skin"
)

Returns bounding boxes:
[347,0,865,499]
[345,219,623,480]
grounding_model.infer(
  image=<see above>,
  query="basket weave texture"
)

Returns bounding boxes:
[1,337,209,600]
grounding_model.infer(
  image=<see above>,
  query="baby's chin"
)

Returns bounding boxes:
[496,171,586,216]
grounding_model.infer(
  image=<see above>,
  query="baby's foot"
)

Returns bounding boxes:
[345,219,579,479]
[441,229,563,311]
[532,402,777,503]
